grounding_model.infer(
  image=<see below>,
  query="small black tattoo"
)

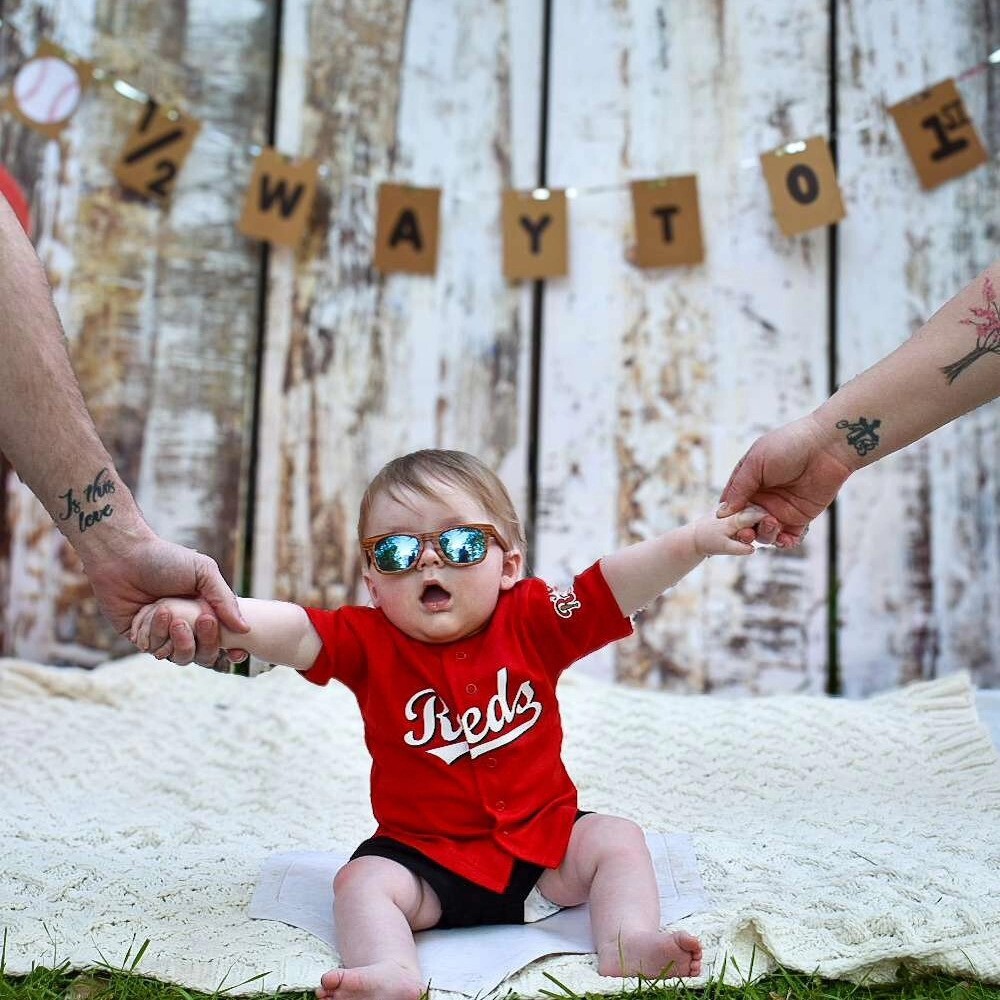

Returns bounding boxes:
[837,417,881,456]
[941,275,1000,384]
[58,468,116,533]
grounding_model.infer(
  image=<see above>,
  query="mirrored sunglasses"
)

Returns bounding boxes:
[362,523,508,574]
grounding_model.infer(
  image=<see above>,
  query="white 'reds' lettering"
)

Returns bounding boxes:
[404,688,463,746]
[402,667,543,764]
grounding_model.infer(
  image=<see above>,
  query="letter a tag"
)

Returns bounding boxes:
[238,147,319,247]
[374,183,441,274]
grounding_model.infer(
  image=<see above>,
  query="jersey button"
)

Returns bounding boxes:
[485,756,498,769]
[495,800,506,811]
[455,651,468,660]
[465,683,477,695]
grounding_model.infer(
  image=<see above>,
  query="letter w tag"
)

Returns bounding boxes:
[238,147,319,247]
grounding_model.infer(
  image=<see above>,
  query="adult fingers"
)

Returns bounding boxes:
[754,515,781,546]
[167,620,197,665]
[192,614,249,667]
[192,614,223,668]
[775,525,808,549]
[149,635,175,660]
[143,605,173,652]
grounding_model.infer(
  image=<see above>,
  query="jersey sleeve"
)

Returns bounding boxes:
[516,561,633,677]
[301,606,368,692]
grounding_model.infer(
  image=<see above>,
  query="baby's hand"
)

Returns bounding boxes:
[130,597,207,660]
[692,504,768,557]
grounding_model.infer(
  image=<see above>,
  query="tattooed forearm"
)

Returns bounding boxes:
[836,417,882,456]
[57,467,116,533]
[941,275,1000,384]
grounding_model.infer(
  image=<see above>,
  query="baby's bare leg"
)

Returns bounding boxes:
[316,856,442,1000]
[537,814,702,979]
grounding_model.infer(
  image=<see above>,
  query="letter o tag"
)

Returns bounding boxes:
[786,164,820,205]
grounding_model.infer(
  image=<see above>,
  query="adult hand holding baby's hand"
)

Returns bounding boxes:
[692,504,767,557]
[130,598,205,661]
[717,416,852,547]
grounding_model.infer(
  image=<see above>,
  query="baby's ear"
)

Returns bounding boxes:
[499,548,524,590]
[362,570,381,607]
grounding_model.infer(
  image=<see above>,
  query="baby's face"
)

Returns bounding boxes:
[361,480,522,644]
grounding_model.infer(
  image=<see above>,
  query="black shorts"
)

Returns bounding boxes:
[350,837,543,928]
[349,812,590,930]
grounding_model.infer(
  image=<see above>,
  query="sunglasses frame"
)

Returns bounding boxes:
[361,522,509,575]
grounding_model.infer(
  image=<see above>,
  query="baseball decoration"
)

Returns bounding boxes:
[4,41,92,139]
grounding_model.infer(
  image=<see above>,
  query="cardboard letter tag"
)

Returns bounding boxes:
[238,148,319,247]
[502,189,568,280]
[374,183,441,275]
[631,175,705,267]
[888,78,989,190]
[760,136,846,237]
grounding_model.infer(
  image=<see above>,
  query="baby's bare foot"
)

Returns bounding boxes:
[315,962,425,1000]
[598,929,703,979]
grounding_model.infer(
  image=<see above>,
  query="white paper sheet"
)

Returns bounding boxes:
[248,831,709,996]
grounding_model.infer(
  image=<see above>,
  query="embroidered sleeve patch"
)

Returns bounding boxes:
[547,584,581,619]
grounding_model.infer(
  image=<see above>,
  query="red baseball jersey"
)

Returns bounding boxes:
[303,561,633,892]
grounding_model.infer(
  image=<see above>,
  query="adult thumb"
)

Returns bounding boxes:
[194,556,250,633]
[717,453,756,516]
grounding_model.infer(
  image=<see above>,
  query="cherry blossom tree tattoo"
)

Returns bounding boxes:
[941,276,1000,384]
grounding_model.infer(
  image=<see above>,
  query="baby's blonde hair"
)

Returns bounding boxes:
[358,449,527,556]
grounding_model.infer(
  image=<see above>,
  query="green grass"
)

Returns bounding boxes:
[3,954,999,1000]
[3,931,998,1000]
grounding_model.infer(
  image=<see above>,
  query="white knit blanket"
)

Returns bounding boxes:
[2,655,999,996]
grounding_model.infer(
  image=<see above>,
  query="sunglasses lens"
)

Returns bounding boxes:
[439,526,488,565]
[373,534,421,573]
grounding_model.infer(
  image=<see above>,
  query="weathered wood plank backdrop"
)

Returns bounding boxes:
[1,0,997,694]
[251,0,540,614]
[0,0,272,663]
[535,0,831,692]
[836,0,1000,693]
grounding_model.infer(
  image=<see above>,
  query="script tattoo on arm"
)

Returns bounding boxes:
[941,275,1000,384]
[57,467,116,534]
[836,417,882,456]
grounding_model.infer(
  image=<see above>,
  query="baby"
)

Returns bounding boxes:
[132,449,765,1000]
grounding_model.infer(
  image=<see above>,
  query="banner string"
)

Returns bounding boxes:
[0,15,997,205]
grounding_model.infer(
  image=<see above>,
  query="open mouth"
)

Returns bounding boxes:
[420,582,452,610]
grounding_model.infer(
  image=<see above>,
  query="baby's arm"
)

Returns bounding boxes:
[131,596,321,671]
[600,505,766,617]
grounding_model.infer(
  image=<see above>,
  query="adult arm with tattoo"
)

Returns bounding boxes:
[0,194,248,660]
[719,261,1000,547]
